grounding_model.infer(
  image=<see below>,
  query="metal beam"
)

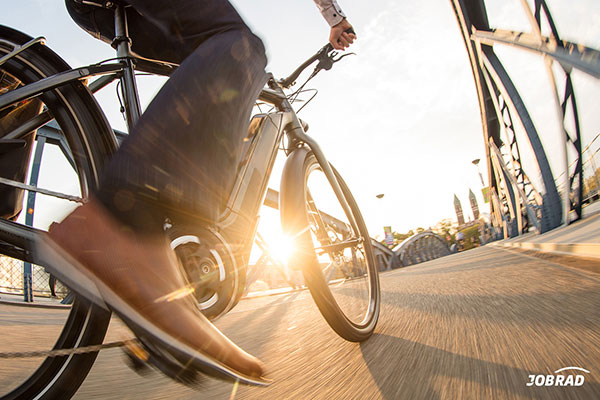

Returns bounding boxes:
[22,135,47,302]
[479,47,562,231]
[471,29,600,79]
[489,140,541,233]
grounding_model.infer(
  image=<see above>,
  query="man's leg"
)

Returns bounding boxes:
[67,0,268,229]
[49,274,56,297]
[97,26,268,230]
[50,0,268,382]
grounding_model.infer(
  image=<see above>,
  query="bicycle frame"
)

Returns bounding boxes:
[0,2,360,270]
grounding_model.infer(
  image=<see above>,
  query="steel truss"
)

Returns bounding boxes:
[392,232,452,267]
[451,0,600,236]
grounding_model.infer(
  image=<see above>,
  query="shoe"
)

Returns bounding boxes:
[36,198,269,385]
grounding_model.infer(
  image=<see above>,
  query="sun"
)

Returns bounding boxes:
[249,206,297,266]
[268,234,295,264]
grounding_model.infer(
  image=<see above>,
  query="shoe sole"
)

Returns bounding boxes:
[35,235,271,387]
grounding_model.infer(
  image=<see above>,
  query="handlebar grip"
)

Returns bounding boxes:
[323,28,355,54]
[328,27,356,51]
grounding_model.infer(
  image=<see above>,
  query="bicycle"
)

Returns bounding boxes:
[0,1,380,398]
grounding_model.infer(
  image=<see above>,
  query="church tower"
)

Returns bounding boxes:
[454,194,465,226]
[469,188,480,220]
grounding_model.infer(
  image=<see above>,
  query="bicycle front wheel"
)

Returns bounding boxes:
[0,25,114,399]
[280,147,380,342]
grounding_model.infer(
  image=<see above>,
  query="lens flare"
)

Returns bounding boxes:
[268,234,295,264]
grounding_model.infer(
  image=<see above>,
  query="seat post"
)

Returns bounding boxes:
[114,4,142,129]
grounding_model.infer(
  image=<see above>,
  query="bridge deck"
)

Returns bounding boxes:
[2,243,598,399]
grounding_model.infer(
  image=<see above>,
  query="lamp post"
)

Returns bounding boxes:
[376,194,394,247]
[472,158,485,187]
[375,194,385,236]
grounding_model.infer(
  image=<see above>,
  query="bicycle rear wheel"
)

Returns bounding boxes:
[0,26,115,399]
[280,147,380,342]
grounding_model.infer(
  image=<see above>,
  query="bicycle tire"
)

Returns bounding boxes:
[0,25,115,400]
[280,147,380,342]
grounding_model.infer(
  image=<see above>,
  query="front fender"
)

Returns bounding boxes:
[279,146,311,235]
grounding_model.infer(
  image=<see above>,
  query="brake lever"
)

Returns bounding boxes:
[314,50,356,73]
[332,52,356,62]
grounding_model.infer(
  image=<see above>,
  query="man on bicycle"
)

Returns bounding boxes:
[47,0,356,384]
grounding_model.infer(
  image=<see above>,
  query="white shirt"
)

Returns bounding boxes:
[313,0,346,26]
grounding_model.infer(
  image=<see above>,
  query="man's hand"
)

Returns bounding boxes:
[329,18,356,50]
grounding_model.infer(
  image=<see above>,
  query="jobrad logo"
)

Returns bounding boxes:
[527,367,590,387]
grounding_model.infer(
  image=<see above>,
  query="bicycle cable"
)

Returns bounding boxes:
[294,88,319,114]
[115,80,127,121]
[287,69,318,104]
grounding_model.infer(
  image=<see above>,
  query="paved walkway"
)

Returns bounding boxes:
[1,244,599,399]
[0,292,70,309]
[2,204,598,398]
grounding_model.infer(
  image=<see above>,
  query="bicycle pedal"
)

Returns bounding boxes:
[130,336,205,389]
[122,340,152,376]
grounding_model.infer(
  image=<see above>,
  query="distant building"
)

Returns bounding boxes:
[454,194,465,226]
[469,188,480,220]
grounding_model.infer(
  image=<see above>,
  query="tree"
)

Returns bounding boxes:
[432,218,456,245]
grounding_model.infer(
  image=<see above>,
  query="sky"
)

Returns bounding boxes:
[3,0,600,240]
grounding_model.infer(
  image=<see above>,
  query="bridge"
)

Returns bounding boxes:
[1,0,599,398]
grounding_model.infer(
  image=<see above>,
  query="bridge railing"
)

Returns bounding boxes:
[392,232,452,267]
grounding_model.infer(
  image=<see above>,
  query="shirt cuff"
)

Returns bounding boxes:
[320,1,346,27]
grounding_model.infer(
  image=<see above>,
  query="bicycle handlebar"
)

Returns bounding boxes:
[278,28,355,89]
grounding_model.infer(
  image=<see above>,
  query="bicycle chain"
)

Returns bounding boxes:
[0,339,137,359]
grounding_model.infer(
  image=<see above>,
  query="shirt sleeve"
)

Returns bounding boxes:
[313,0,346,27]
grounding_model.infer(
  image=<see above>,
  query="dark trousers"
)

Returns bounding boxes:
[66,0,268,233]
